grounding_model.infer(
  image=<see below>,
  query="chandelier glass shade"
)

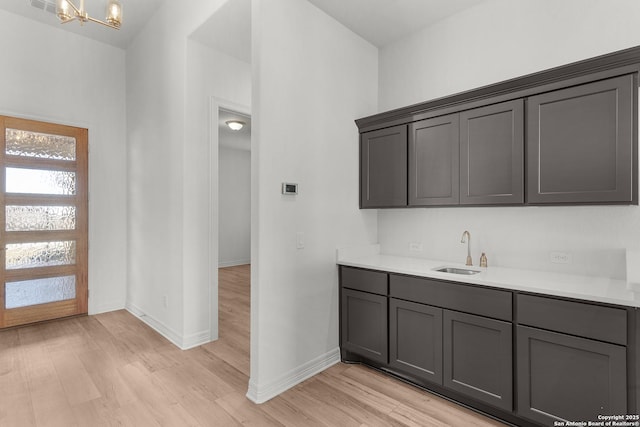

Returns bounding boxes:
[56,0,122,29]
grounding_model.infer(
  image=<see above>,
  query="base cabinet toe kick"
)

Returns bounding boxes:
[338,265,639,427]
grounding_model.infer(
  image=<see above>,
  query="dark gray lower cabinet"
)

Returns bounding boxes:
[341,288,388,364]
[443,310,513,411]
[389,298,443,384]
[517,325,627,425]
[340,266,635,426]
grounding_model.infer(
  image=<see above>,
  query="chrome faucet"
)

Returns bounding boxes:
[461,231,472,266]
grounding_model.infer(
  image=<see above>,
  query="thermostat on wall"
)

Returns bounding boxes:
[282,182,298,195]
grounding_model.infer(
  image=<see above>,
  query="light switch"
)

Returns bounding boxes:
[296,232,304,249]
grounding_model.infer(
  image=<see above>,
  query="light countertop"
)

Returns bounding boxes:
[337,245,640,308]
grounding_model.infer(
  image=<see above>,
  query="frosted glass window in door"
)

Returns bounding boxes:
[5,275,76,309]
[6,241,76,270]
[6,167,76,195]
[6,206,76,231]
[5,128,76,160]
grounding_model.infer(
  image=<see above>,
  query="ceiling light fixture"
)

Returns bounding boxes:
[56,0,122,29]
[226,120,245,131]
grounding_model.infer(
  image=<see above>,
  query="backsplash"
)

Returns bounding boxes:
[377,205,640,280]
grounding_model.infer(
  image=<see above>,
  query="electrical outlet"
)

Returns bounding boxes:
[550,251,572,264]
[163,295,169,308]
[409,242,423,252]
[296,232,305,249]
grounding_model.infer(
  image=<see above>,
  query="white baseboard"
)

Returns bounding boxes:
[246,347,340,404]
[125,302,210,350]
[89,299,126,315]
[218,259,251,268]
[182,330,212,350]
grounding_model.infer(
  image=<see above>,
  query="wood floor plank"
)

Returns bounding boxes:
[0,264,508,427]
[18,325,78,427]
[0,329,36,427]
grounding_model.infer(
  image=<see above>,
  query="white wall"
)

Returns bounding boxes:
[0,10,127,314]
[126,1,232,348]
[248,0,378,403]
[377,0,640,279]
[185,39,251,341]
[219,146,251,267]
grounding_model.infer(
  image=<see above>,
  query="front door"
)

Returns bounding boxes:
[0,116,88,328]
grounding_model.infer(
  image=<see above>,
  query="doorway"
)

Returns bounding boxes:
[210,101,251,340]
[218,108,251,268]
[0,116,88,328]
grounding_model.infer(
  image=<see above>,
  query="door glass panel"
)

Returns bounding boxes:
[5,275,76,309]
[6,167,76,195]
[6,241,76,270]
[6,206,76,231]
[5,128,76,161]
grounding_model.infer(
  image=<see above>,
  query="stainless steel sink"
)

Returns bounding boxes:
[434,267,481,275]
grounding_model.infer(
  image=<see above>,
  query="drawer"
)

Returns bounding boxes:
[390,274,512,321]
[517,294,627,345]
[340,266,388,296]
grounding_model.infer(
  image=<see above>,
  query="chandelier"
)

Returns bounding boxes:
[56,0,123,29]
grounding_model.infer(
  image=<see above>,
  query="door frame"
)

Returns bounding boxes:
[0,114,89,328]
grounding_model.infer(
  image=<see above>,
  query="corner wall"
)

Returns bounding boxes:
[126,0,230,348]
[377,0,640,279]
[248,0,378,402]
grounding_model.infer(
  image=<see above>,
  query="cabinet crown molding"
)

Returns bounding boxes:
[356,45,640,133]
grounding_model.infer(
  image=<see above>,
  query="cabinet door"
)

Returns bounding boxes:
[389,299,442,384]
[460,100,524,205]
[443,310,512,411]
[409,114,459,206]
[341,288,388,364]
[527,74,636,204]
[517,325,627,425]
[360,125,407,208]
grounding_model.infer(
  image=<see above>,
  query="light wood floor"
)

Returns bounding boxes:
[0,264,507,426]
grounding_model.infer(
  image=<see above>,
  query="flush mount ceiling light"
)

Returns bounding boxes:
[56,0,122,29]
[226,120,245,131]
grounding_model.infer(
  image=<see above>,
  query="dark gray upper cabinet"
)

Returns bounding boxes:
[409,114,459,206]
[460,100,524,205]
[357,46,640,208]
[527,74,636,204]
[443,310,513,411]
[360,125,407,208]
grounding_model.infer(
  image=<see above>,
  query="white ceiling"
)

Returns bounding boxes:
[0,0,165,49]
[190,0,488,63]
[305,0,488,47]
[190,0,251,63]
[0,0,488,55]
